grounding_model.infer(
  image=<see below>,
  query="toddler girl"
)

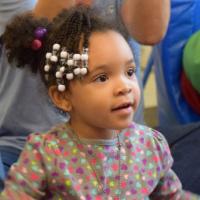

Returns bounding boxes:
[0,5,199,200]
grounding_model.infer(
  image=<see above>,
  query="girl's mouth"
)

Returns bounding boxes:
[112,102,132,111]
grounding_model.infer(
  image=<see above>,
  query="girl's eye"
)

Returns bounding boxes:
[94,74,108,82]
[126,67,136,77]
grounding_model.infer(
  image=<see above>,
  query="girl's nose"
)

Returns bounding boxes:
[114,77,132,96]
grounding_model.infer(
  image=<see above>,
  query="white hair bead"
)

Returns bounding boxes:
[50,55,58,62]
[73,54,81,60]
[44,64,50,72]
[81,54,88,61]
[60,66,65,72]
[66,73,74,80]
[55,71,63,78]
[80,68,88,75]
[58,84,66,92]
[60,51,68,58]
[46,52,52,59]
[74,68,81,75]
[44,43,89,92]
[53,43,61,51]
[67,59,74,66]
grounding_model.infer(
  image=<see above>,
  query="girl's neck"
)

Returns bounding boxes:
[68,120,118,140]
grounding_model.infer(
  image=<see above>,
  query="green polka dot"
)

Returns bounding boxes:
[95,164,101,169]
[129,159,133,164]
[135,174,140,180]
[146,150,152,157]
[91,189,97,195]
[109,181,115,187]
[68,141,74,146]
[80,158,86,164]
[32,165,39,171]
[148,163,154,169]
[72,148,78,154]
[27,144,33,151]
[65,180,71,186]
[92,180,98,186]
[16,173,24,180]
[33,182,39,188]
[136,182,142,188]
[115,189,121,195]
[64,170,70,176]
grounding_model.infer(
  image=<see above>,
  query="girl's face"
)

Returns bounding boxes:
[51,30,140,138]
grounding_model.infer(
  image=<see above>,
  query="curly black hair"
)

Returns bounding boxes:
[3,13,50,73]
[3,5,129,88]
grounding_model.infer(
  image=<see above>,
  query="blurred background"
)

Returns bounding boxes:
[141,46,157,127]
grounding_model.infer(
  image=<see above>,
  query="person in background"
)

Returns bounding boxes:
[0,0,74,189]
[0,0,170,190]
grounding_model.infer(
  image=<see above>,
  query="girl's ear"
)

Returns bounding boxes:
[48,86,72,112]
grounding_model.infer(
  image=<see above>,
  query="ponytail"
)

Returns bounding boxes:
[2,13,50,73]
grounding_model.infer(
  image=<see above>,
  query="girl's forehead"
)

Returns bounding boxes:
[88,30,134,67]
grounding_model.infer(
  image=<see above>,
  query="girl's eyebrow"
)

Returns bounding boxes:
[89,58,135,76]
[89,65,111,77]
[126,58,135,66]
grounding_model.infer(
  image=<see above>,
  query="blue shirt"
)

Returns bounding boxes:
[0,0,66,150]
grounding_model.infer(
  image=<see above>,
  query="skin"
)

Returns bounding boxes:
[77,0,171,45]
[49,30,140,140]
[32,0,170,44]
[32,0,92,19]
[121,0,171,45]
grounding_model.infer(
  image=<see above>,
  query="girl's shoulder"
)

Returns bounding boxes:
[26,122,70,147]
[122,122,173,170]
[124,122,169,147]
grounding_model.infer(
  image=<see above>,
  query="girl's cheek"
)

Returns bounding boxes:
[134,86,141,109]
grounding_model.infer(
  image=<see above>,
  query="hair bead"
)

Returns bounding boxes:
[50,55,58,62]
[34,27,47,39]
[80,68,88,75]
[53,43,61,51]
[66,73,74,80]
[60,51,68,58]
[67,59,74,66]
[60,66,66,72]
[46,52,52,59]
[44,64,50,72]
[74,68,81,75]
[81,54,88,61]
[31,39,42,50]
[73,54,81,60]
[58,84,66,92]
[55,71,63,78]
[44,43,89,92]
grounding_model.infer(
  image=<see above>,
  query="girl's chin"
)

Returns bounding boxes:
[112,121,133,131]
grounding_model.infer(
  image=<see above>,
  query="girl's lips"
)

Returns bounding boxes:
[111,104,133,115]
[111,102,132,111]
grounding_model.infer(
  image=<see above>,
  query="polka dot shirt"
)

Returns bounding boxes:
[1,123,199,200]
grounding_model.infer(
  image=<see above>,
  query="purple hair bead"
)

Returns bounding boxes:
[34,27,47,39]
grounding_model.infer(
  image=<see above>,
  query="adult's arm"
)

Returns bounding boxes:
[32,0,93,20]
[121,0,171,45]
[32,0,76,20]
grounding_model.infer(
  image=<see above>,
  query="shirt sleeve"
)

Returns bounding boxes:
[149,129,200,200]
[0,133,47,200]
